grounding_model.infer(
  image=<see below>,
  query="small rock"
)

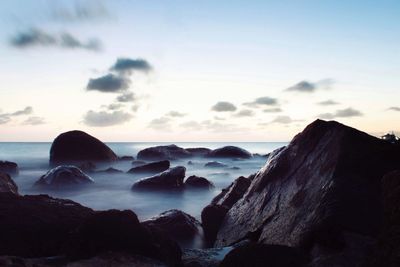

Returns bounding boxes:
[137,144,191,160]
[119,155,135,161]
[96,167,123,174]
[0,161,18,175]
[206,146,252,159]
[185,175,214,189]
[132,166,186,190]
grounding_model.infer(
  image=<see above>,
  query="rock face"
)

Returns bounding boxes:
[67,209,182,266]
[34,166,94,188]
[206,146,252,159]
[185,175,214,189]
[0,172,18,194]
[0,161,18,175]
[205,161,228,168]
[131,166,186,190]
[49,130,118,165]
[214,120,400,265]
[0,193,94,257]
[128,160,170,175]
[137,144,191,160]
[211,176,251,209]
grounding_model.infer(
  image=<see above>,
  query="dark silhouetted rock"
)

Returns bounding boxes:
[206,146,252,159]
[201,204,229,246]
[49,130,118,165]
[204,161,228,168]
[77,161,96,173]
[132,166,186,190]
[0,172,18,194]
[132,160,146,166]
[0,193,94,258]
[185,175,214,189]
[186,148,212,157]
[67,209,182,266]
[215,120,400,266]
[211,176,251,209]
[0,161,18,175]
[128,160,170,175]
[220,243,308,267]
[96,167,123,174]
[137,144,191,160]
[119,155,134,161]
[34,166,94,188]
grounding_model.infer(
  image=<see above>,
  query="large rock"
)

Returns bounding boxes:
[0,172,18,194]
[128,160,170,175]
[206,146,252,159]
[34,166,94,188]
[131,166,186,190]
[67,209,181,266]
[186,148,212,157]
[211,176,251,209]
[0,161,18,175]
[0,193,94,257]
[185,175,214,189]
[214,120,400,265]
[49,130,118,165]
[137,144,191,160]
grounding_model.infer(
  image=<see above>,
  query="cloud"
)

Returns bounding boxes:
[286,79,334,93]
[318,107,363,120]
[86,74,130,93]
[0,115,11,125]
[388,107,400,112]
[234,109,254,117]
[211,101,237,112]
[116,92,135,102]
[110,58,152,74]
[263,108,282,113]
[166,111,186,117]
[22,116,46,125]
[317,99,340,106]
[148,117,171,130]
[180,121,203,131]
[270,115,297,124]
[50,1,111,22]
[10,28,101,51]
[11,106,33,116]
[83,110,132,127]
[244,97,278,107]
[102,103,123,111]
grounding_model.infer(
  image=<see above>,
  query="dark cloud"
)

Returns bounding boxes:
[166,111,186,117]
[211,101,237,112]
[83,110,132,127]
[86,74,130,93]
[22,116,46,125]
[318,107,363,120]
[263,108,282,113]
[50,1,111,22]
[317,99,340,106]
[244,97,278,107]
[388,107,400,112]
[148,117,171,130]
[11,106,33,116]
[11,28,102,51]
[286,79,334,93]
[116,92,135,102]
[234,109,254,117]
[110,58,152,74]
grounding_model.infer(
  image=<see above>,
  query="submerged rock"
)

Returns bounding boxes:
[184,175,214,189]
[206,146,252,159]
[34,166,94,188]
[205,161,228,168]
[131,166,186,190]
[96,167,123,174]
[128,160,170,175]
[137,144,191,160]
[0,161,18,176]
[0,172,18,194]
[49,130,118,166]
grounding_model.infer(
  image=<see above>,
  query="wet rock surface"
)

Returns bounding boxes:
[137,144,191,160]
[184,175,214,189]
[132,166,186,190]
[34,166,94,188]
[128,160,170,175]
[206,146,252,159]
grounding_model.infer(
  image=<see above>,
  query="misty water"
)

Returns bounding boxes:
[0,142,286,223]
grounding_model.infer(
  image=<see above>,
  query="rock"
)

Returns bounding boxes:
[252,153,268,158]
[226,166,240,170]
[186,148,212,157]
[182,247,231,267]
[206,146,252,159]
[204,161,228,168]
[220,243,308,267]
[184,175,214,189]
[49,130,118,166]
[128,160,170,175]
[201,204,229,246]
[119,155,135,161]
[143,209,201,245]
[67,209,182,266]
[77,161,96,173]
[214,120,400,266]
[96,167,123,174]
[132,160,146,166]
[0,161,18,175]
[188,160,194,165]
[0,193,94,257]
[0,172,18,194]
[211,176,251,209]
[137,144,191,160]
[132,166,186,190]
[34,166,94,188]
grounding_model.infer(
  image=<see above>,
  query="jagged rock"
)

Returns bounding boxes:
[96,167,123,174]
[128,160,170,175]
[0,172,18,194]
[131,166,186,190]
[185,175,214,189]
[0,193,94,257]
[186,148,212,157]
[34,166,94,188]
[206,146,252,159]
[214,120,400,266]
[137,145,191,160]
[0,161,18,175]
[49,130,118,165]
[204,161,228,168]
[119,155,135,161]
[211,176,251,209]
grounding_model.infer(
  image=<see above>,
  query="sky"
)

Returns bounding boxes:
[0,0,399,142]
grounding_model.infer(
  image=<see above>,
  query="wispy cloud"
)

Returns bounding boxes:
[211,101,237,112]
[148,117,171,130]
[388,107,400,112]
[116,92,135,102]
[50,1,111,22]
[22,116,46,125]
[0,106,34,125]
[166,111,186,117]
[286,79,334,93]
[243,97,278,108]
[263,108,282,113]
[234,109,254,117]
[317,99,340,106]
[83,110,132,127]
[318,107,363,119]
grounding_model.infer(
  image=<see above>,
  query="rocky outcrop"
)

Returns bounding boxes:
[206,146,252,159]
[34,166,94,188]
[131,166,186,190]
[0,172,18,194]
[0,161,18,175]
[204,161,228,168]
[184,175,214,189]
[214,120,400,265]
[137,144,191,160]
[49,130,118,165]
[186,148,212,157]
[128,160,170,175]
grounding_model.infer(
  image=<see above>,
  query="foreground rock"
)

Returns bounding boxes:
[0,172,18,194]
[128,160,170,175]
[50,130,118,166]
[34,166,94,188]
[132,166,186,190]
[0,161,18,175]
[137,144,191,160]
[184,175,214,189]
[214,120,400,266]
[206,146,252,159]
